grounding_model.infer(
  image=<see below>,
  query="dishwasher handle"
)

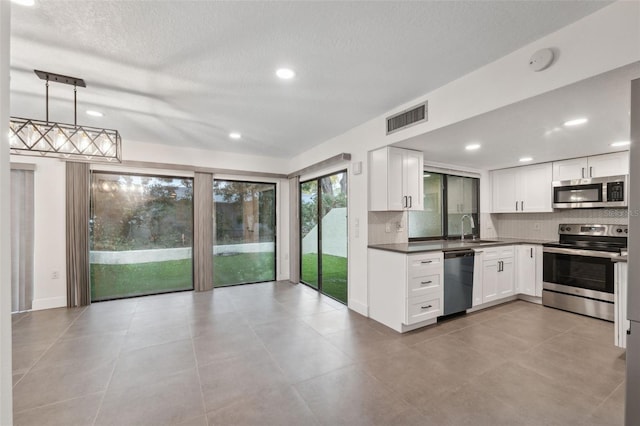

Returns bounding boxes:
[444,250,475,259]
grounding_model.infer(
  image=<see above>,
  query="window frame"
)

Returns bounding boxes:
[408,170,480,242]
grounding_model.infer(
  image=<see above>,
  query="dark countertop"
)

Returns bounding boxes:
[368,238,552,254]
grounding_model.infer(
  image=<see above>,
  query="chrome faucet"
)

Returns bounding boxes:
[460,214,475,241]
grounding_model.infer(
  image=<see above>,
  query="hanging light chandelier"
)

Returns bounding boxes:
[9,70,122,162]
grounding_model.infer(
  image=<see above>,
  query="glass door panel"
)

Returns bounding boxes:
[90,173,194,301]
[300,171,348,304]
[213,180,276,287]
[300,180,319,289]
[320,172,348,304]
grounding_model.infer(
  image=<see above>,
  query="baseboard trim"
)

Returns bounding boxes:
[518,295,542,305]
[348,299,368,317]
[31,296,66,311]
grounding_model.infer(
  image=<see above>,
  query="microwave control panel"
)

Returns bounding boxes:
[607,181,625,202]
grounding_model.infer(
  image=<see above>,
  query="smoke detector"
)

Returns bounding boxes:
[529,48,555,72]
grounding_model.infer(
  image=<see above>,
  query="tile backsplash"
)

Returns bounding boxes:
[493,209,629,241]
[368,211,408,245]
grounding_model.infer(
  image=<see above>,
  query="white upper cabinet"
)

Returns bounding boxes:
[552,151,629,181]
[491,163,553,213]
[588,152,629,178]
[369,147,424,211]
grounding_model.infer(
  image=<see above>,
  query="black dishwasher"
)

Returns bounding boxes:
[443,250,475,316]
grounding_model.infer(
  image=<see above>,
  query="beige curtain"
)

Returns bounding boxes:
[66,162,90,307]
[193,172,213,291]
[289,176,300,283]
[10,169,34,312]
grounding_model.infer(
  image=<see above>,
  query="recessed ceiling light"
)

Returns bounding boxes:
[276,68,295,80]
[519,157,533,163]
[229,132,242,140]
[465,144,481,151]
[11,0,35,6]
[611,141,631,147]
[564,118,588,127]
[86,110,103,117]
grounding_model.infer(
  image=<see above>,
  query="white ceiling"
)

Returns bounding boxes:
[395,62,640,170]
[9,1,612,158]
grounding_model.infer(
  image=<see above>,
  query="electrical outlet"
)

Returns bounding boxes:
[51,271,59,279]
[533,222,542,231]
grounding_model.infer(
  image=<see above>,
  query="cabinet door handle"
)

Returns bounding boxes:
[402,196,407,208]
[421,305,433,310]
[581,167,585,178]
[420,281,433,285]
[521,201,524,211]
[421,260,433,264]
[530,248,533,258]
[590,166,593,178]
[515,201,518,211]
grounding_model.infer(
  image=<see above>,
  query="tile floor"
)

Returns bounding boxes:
[11,281,625,425]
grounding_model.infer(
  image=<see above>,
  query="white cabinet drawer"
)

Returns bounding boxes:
[406,295,441,325]
[408,253,443,277]
[483,246,514,260]
[408,273,441,298]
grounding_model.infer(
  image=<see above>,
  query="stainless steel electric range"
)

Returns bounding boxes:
[542,224,627,322]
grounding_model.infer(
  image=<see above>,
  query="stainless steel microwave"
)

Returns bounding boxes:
[552,175,627,209]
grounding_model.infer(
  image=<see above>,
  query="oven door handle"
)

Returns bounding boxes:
[542,246,622,259]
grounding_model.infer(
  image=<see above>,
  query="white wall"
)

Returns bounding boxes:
[287,1,640,316]
[1,1,12,424]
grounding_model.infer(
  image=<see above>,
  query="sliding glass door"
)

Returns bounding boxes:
[300,171,348,304]
[90,172,194,301]
[213,180,276,287]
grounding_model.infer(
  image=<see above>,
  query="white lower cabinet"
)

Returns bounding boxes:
[515,245,539,296]
[615,261,629,348]
[473,246,516,306]
[368,249,444,333]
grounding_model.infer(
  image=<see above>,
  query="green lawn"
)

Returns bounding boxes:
[302,253,348,304]
[90,252,276,301]
[91,259,193,301]
[213,252,275,287]
[90,251,346,303]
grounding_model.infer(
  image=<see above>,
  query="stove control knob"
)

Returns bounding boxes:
[617,228,623,233]
[566,227,571,232]
[625,229,629,233]
[560,227,566,232]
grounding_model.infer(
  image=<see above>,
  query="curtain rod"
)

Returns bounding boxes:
[287,153,351,178]
[64,158,288,179]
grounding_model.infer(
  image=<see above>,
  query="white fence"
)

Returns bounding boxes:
[90,242,275,265]
[302,207,347,258]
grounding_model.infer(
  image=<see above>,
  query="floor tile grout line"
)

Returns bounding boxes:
[186,309,210,426]
[12,305,89,389]
[591,379,626,413]
[11,391,105,416]
[243,311,330,425]
[90,303,137,426]
[10,312,29,326]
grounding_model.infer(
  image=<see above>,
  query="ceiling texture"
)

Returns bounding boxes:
[9,1,612,159]
[396,62,640,170]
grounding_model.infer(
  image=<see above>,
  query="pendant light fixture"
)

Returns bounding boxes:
[9,70,122,162]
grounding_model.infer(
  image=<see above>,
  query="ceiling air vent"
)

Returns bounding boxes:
[386,102,427,135]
